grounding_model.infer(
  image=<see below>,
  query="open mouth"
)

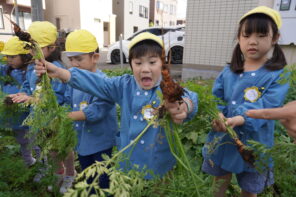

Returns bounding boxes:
[141,77,153,87]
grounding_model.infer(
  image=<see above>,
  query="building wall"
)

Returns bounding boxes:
[150,0,155,24]
[123,0,149,39]
[184,0,257,69]
[274,0,296,46]
[44,0,81,31]
[113,0,124,40]
[258,0,274,7]
[183,0,296,79]
[80,0,115,48]
[44,0,116,48]
[0,0,32,41]
[153,0,177,27]
[113,0,149,40]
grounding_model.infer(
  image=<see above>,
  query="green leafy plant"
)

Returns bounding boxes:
[0,55,7,65]
[103,68,132,77]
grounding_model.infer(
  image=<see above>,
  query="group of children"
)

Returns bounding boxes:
[1,5,295,196]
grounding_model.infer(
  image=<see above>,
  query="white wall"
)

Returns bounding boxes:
[274,0,296,45]
[44,0,81,31]
[123,0,149,39]
[184,0,258,67]
[80,0,114,48]
[154,0,177,27]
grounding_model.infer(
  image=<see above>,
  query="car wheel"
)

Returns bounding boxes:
[169,46,183,64]
[111,49,126,64]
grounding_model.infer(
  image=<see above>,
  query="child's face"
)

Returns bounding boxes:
[68,53,99,72]
[238,24,277,63]
[131,54,162,90]
[6,55,23,69]
[41,45,56,59]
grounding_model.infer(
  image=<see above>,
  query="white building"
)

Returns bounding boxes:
[0,0,34,41]
[113,0,149,40]
[182,0,296,80]
[150,0,177,27]
[44,0,116,48]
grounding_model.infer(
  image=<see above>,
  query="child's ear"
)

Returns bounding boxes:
[92,53,100,62]
[47,46,56,55]
[272,33,280,45]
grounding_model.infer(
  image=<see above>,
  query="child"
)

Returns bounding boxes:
[246,101,296,141]
[0,36,35,166]
[202,6,289,197]
[0,41,5,66]
[34,32,198,179]
[11,21,66,104]
[10,21,72,188]
[62,29,117,193]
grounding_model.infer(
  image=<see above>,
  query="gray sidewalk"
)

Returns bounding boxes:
[62,50,223,80]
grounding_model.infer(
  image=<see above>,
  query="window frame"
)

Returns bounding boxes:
[129,1,133,14]
[0,8,4,29]
[139,5,148,18]
[280,0,291,11]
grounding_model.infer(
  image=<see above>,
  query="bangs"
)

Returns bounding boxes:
[240,14,276,36]
[129,40,162,60]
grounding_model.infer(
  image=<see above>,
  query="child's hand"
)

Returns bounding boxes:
[225,115,245,128]
[67,111,86,121]
[35,59,71,81]
[165,99,189,124]
[212,112,227,132]
[10,93,32,103]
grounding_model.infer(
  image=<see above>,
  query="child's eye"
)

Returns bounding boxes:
[135,62,141,65]
[242,34,249,38]
[258,34,267,37]
[150,61,156,64]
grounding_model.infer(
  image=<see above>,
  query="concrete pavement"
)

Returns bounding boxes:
[62,49,222,80]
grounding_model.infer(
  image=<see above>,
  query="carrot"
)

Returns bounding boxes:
[3,96,14,106]
[160,48,184,103]
[9,19,31,43]
[233,137,255,166]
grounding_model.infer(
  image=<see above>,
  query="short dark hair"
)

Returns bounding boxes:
[230,13,286,74]
[6,53,32,84]
[128,40,162,67]
[88,47,100,56]
[45,45,62,62]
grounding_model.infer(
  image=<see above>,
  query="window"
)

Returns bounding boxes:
[133,26,138,33]
[164,4,168,13]
[147,28,163,36]
[139,5,148,18]
[0,8,4,29]
[56,17,60,30]
[12,11,32,30]
[129,2,133,14]
[170,5,174,15]
[280,0,291,11]
[156,1,163,11]
[144,6,148,18]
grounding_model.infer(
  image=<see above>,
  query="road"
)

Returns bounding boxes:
[62,49,182,79]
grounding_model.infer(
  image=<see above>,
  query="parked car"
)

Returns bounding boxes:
[106,26,185,64]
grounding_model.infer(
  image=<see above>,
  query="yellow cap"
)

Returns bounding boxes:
[28,21,58,47]
[240,6,282,29]
[128,32,164,50]
[0,41,4,52]
[1,36,30,55]
[65,29,98,56]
